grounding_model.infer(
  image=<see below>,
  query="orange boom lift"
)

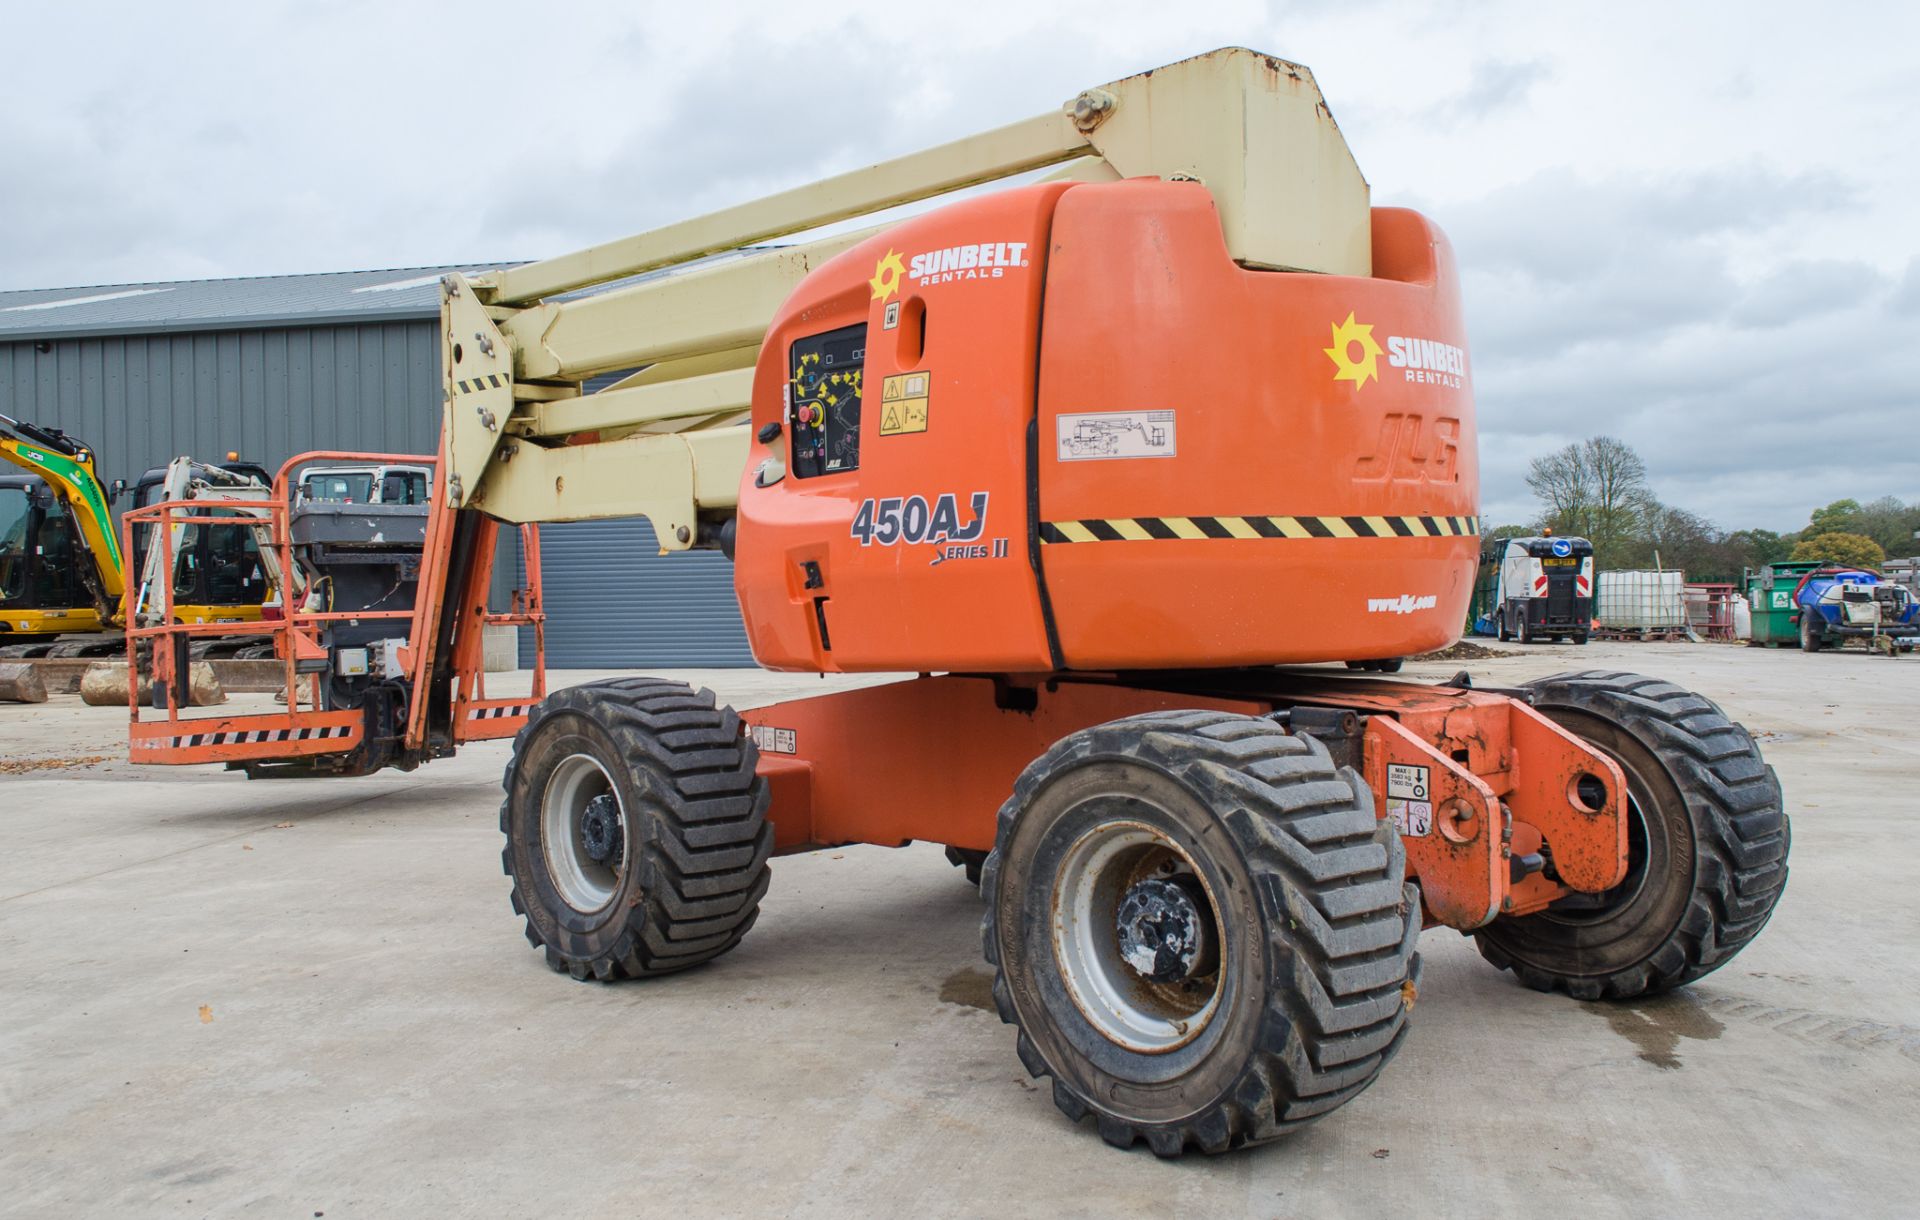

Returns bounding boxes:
[127,50,1789,1156]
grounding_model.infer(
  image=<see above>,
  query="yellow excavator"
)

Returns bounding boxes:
[0,413,274,655]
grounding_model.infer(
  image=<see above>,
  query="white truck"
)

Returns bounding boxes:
[1488,534,1593,644]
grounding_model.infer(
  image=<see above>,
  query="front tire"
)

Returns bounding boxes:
[983,712,1419,1156]
[501,679,772,979]
[1473,672,1789,999]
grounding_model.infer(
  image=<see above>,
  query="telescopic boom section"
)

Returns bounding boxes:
[437,47,1370,547]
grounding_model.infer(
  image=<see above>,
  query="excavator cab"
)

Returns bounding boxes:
[0,415,120,640]
[126,459,276,622]
[0,474,87,638]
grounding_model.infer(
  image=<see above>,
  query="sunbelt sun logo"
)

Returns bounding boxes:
[1324,312,1468,391]
[1368,593,1438,615]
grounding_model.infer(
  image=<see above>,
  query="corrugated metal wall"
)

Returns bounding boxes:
[1,320,756,667]
[520,518,754,668]
[0,322,440,475]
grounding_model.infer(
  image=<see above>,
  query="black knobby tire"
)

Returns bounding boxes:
[500,678,772,980]
[945,846,988,886]
[1799,613,1824,652]
[1473,671,1789,1000]
[981,711,1420,1157]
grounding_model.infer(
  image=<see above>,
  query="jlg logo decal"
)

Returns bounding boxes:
[1353,414,1461,485]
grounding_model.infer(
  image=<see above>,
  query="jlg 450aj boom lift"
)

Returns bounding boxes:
[130,49,1789,1155]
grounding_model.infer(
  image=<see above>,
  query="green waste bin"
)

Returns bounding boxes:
[1745,561,1823,647]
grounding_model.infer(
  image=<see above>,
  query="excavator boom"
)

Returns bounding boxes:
[0,412,124,618]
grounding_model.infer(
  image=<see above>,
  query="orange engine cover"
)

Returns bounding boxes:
[734,179,1480,672]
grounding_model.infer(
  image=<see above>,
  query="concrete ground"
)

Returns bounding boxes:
[1,641,1915,1218]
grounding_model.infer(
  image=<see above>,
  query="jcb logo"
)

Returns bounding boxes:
[1353,414,1460,485]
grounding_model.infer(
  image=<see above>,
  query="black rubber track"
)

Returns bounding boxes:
[1474,670,1789,999]
[500,678,772,980]
[981,711,1421,1157]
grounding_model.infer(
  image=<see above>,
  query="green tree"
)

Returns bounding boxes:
[1726,528,1792,569]
[1789,531,1885,569]
[1851,495,1920,557]
[1804,499,1862,537]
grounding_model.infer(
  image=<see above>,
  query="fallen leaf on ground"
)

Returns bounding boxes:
[273,822,294,829]
[198,1005,213,1024]
[0,756,111,775]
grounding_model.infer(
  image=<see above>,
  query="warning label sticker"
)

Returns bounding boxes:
[1388,798,1434,837]
[1055,410,1176,461]
[1385,764,1431,837]
[750,725,797,755]
[879,371,931,436]
[1386,763,1429,801]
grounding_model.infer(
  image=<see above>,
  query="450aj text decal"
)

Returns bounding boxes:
[850,491,1010,566]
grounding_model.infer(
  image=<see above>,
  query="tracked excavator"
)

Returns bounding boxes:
[0,413,277,654]
[124,49,1790,1156]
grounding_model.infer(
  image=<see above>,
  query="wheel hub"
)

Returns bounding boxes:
[1115,876,1213,982]
[579,793,624,866]
[541,753,626,913]
[1052,821,1226,1053]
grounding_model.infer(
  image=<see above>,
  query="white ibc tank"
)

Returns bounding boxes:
[1596,570,1686,630]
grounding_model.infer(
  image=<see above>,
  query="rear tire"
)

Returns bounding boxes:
[1518,615,1532,644]
[1497,612,1511,642]
[1473,671,1789,999]
[983,712,1419,1156]
[1799,614,1825,652]
[500,679,772,980]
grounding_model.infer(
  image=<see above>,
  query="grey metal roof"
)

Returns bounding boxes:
[0,265,515,341]
[0,249,778,342]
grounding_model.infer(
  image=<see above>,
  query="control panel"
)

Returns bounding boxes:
[788,324,866,479]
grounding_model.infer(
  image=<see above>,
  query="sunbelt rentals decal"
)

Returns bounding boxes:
[1324,312,1467,390]
[870,242,1030,300]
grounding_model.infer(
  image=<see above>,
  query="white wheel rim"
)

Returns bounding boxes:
[541,753,626,912]
[1051,819,1224,1054]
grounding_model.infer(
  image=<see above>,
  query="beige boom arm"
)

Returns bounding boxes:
[440,47,1369,545]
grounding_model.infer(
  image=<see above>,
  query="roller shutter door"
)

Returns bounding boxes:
[518,518,754,668]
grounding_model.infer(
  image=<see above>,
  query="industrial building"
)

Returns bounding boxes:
[0,269,753,666]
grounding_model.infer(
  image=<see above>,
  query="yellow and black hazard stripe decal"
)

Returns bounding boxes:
[1038,514,1481,544]
[452,373,508,395]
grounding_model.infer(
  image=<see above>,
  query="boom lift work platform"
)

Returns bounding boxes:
[127,49,1790,1156]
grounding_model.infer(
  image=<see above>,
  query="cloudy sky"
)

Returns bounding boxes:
[4,1,1914,531]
